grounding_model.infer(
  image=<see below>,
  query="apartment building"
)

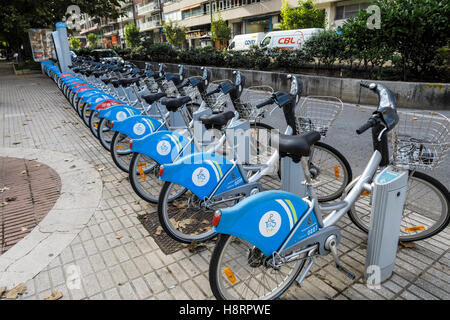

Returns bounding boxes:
[162,0,370,48]
[135,0,164,43]
[76,0,369,49]
[79,0,138,48]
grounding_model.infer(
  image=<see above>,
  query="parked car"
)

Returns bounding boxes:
[260,28,324,50]
[91,49,123,64]
[228,32,266,51]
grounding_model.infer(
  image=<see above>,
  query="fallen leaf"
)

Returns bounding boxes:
[410,117,419,121]
[155,226,164,236]
[2,283,27,299]
[0,201,8,207]
[187,240,207,254]
[115,234,123,240]
[21,170,27,175]
[69,165,76,169]
[64,158,73,162]
[43,291,63,300]
[21,227,28,232]
[97,167,106,172]
[103,178,113,183]
[5,196,17,202]
[0,286,6,297]
[0,187,9,193]
[12,141,21,145]
[86,181,96,184]
[34,164,41,167]
[399,241,415,248]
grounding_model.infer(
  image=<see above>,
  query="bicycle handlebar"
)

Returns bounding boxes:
[256,97,274,109]
[356,116,379,135]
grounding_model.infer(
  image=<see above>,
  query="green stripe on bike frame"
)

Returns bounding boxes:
[212,160,223,178]
[285,199,297,223]
[145,118,155,131]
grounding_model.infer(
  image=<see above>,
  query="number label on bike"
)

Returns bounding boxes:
[259,211,282,237]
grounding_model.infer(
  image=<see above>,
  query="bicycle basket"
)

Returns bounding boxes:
[295,96,343,136]
[392,111,450,169]
[203,80,231,112]
[144,78,159,93]
[181,85,202,105]
[234,86,274,121]
[161,80,178,98]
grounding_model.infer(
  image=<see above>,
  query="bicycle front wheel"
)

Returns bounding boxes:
[209,234,306,300]
[348,171,450,242]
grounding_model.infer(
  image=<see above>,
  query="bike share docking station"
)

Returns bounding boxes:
[365,166,408,285]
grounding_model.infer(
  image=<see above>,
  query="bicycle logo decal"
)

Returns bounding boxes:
[192,167,210,187]
[116,111,127,121]
[133,122,146,136]
[259,211,282,237]
[156,140,171,156]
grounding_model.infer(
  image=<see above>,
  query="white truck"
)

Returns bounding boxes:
[260,28,324,50]
[228,32,266,50]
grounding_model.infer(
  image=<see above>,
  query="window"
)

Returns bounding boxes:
[335,2,370,20]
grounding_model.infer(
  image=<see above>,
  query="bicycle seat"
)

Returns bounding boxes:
[160,96,191,112]
[199,111,235,130]
[276,131,321,161]
[142,92,166,104]
[165,73,182,86]
[110,79,120,88]
[176,79,189,90]
[119,77,140,87]
[101,77,117,84]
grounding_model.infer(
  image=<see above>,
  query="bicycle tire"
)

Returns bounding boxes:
[348,171,450,242]
[98,117,114,151]
[209,234,306,300]
[110,131,133,172]
[89,110,100,138]
[310,142,352,202]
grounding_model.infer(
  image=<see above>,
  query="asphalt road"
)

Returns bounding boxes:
[258,99,450,190]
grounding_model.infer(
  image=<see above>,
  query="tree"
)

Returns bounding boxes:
[69,38,81,49]
[0,0,122,60]
[162,20,186,49]
[87,33,98,48]
[210,12,232,49]
[280,0,326,30]
[124,23,141,48]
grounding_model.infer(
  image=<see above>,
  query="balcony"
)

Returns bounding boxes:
[138,20,161,31]
[80,23,99,34]
[118,11,134,23]
[136,2,161,16]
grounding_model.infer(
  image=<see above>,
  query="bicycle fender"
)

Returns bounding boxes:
[83,93,112,104]
[111,115,165,139]
[98,105,140,121]
[130,130,194,165]
[159,152,235,200]
[213,190,318,257]
[89,99,124,111]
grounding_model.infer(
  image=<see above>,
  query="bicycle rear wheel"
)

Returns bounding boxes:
[98,118,114,151]
[348,171,450,242]
[309,142,352,202]
[158,181,236,243]
[209,234,306,300]
[110,131,134,172]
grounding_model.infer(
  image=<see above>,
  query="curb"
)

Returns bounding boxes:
[0,148,103,289]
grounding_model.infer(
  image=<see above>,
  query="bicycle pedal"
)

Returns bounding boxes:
[335,263,356,280]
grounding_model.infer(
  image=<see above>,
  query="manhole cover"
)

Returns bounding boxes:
[0,157,61,255]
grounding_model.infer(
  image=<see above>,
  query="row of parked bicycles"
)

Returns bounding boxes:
[41,57,449,300]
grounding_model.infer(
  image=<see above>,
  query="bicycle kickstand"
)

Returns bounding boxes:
[325,235,356,280]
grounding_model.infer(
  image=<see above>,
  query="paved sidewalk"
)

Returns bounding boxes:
[0,69,449,300]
